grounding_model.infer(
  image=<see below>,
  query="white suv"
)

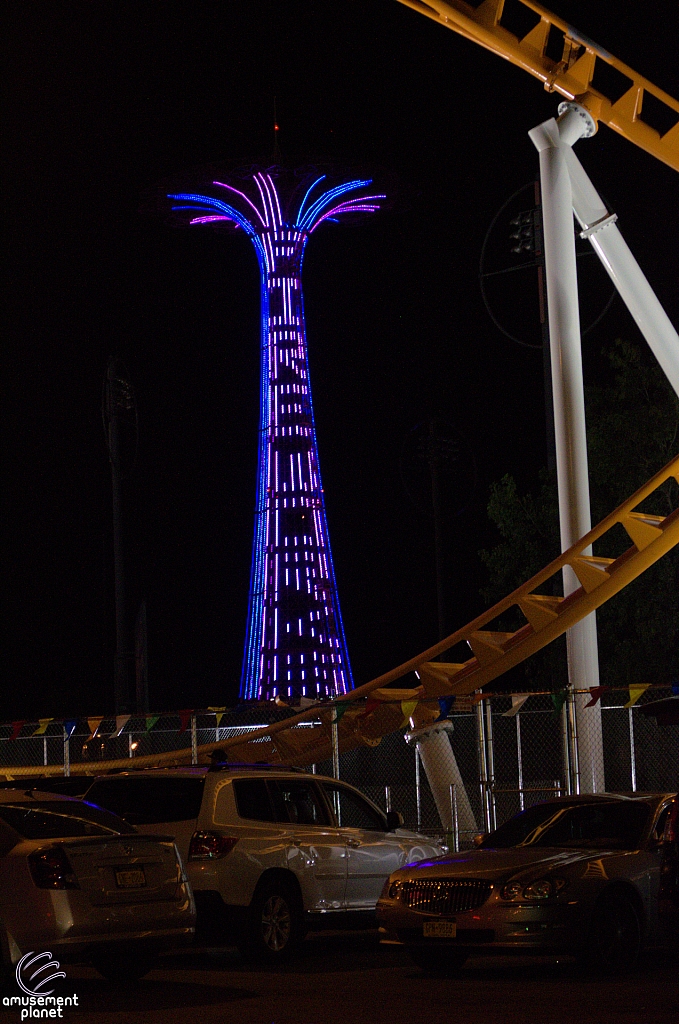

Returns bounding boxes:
[85,765,444,960]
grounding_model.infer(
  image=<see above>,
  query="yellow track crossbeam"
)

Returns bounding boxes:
[395,0,679,173]
[4,454,676,777]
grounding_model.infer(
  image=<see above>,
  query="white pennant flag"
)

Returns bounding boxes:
[112,714,131,737]
[503,694,530,717]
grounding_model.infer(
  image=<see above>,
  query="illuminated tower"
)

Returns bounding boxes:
[169,168,384,700]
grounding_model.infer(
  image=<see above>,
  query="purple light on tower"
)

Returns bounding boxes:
[168,168,385,701]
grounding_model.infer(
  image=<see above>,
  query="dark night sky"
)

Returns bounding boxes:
[4,1,679,722]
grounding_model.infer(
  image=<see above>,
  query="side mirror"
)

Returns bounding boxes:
[473,833,486,848]
[386,810,404,831]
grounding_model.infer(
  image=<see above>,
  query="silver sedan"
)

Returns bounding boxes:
[0,789,195,984]
[377,793,678,973]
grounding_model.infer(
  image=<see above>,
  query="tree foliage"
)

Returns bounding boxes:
[480,339,679,690]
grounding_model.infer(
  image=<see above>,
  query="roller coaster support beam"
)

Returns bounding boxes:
[529,104,603,793]
[557,106,679,400]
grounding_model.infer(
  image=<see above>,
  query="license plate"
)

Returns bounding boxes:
[115,868,146,889]
[423,921,456,939]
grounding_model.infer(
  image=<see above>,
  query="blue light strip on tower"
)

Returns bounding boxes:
[169,171,383,701]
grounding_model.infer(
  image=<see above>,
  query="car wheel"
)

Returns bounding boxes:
[407,946,468,975]
[92,951,157,984]
[586,893,641,973]
[240,878,304,962]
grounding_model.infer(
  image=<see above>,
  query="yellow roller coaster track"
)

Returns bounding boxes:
[395,0,679,173]
[6,454,677,777]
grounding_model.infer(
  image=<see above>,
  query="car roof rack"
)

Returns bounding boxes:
[206,761,308,774]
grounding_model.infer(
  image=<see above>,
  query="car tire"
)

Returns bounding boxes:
[239,877,304,963]
[407,947,468,975]
[585,892,641,974]
[92,951,158,984]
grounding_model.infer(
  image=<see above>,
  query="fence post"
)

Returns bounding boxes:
[331,719,340,780]
[628,707,637,792]
[515,712,525,812]
[415,747,422,830]
[485,701,497,831]
[43,736,48,768]
[191,714,198,765]
[384,785,392,813]
[449,783,459,852]
[561,702,571,795]
[567,691,580,794]
[63,728,70,778]
[476,698,490,833]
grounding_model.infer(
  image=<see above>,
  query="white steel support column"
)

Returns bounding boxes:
[557,107,679,400]
[405,721,477,837]
[529,109,605,793]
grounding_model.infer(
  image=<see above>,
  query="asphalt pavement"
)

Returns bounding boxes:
[37,931,679,1024]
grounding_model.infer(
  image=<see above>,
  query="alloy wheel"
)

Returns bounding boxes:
[261,895,292,952]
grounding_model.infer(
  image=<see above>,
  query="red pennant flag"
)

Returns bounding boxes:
[584,687,604,708]
[9,721,25,741]
[357,698,380,720]
[178,710,193,734]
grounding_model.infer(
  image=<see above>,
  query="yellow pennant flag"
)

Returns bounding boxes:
[401,700,419,725]
[33,718,53,736]
[209,706,227,728]
[624,684,650,708]
[87,716,103,740]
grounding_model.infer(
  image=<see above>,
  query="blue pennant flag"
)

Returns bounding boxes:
[436,695,455,721]
[63,719,77,739]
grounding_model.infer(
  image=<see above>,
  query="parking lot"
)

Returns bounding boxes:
[55,930,677,1024]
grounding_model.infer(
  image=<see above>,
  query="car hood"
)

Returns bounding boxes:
[399,846,626,882]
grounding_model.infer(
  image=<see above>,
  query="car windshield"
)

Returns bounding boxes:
[0,801,135,839]
[480,801,651,851]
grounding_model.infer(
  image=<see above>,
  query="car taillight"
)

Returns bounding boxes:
[28,847,80,890]
[188,831,238,861]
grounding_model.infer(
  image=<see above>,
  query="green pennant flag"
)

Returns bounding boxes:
[332,702,350,725]
[145,714,160,732]
[551,691,567,716]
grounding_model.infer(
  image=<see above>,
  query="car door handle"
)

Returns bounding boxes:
[346,838,361,848]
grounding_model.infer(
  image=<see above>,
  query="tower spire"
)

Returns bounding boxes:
[272,98,281,162]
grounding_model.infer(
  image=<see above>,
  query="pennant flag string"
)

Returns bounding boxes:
[208,707,226,728]
[401,699,419,725]
[33,718,53,736]
[63,719,78,739]
[584,687,604,708]
[332,702,350,725]
[9,721,25,741]
[503,694,530,717]
[624,684,650,708]
[112,714,131,738]
[551,691,567,716]
[87,717,103,741]
[145,715,160,732]
[436,695,455,721]
[178,710,194,734]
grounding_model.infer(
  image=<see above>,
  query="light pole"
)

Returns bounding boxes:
[103,357,136,714]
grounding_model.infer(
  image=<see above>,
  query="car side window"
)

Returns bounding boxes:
[270,780,330,827]
[232,779,275,822]
[86,777,205,825]
[322,783,386,832]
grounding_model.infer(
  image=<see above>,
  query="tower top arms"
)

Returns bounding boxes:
[168,169,385,238]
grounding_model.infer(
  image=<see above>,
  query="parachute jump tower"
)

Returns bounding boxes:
[169,169,384,701]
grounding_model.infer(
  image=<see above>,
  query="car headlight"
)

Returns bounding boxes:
[380,878,401,900]
[500,878,566,901]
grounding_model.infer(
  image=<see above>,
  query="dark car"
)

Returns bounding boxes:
[377,793,678,973]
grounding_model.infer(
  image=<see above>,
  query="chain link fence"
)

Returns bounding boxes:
[0,691,676,848]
